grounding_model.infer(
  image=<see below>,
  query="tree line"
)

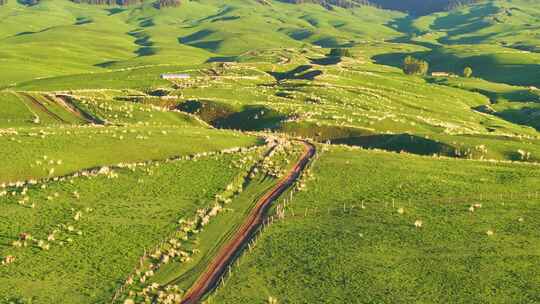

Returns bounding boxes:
[403,55,474,78]
[278,0,480,14]
[277,0,371,10]
[71,0,180,8]
[154,0,180,9]
[71,0,142,6]
[367,0,481,15]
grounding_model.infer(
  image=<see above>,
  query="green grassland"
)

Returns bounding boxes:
[0,151,250,303]
[211,146,540,304]
[113,141,306,303]
[1,0,540,303]
[0,124,258,183]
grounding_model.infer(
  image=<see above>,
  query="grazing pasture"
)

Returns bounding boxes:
[211,146,540,304]
[0,125,258,183]
[0,152,251,303]
[1,0,540,303]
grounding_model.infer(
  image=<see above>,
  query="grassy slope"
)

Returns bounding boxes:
[0,153,245,303]
[0,125,258,183]
[405,0,540,87]
[211,147,540,304]
[168,55,540,162]
[0,92,36,127]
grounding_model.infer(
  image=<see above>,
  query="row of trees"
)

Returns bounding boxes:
[277,0,481,14]
[277,0,371,10]
[71,0,180,8]
[71,0,142,6]
[154,0,180,9]
[403,55,473,78]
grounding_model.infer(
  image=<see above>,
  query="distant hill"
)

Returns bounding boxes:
[279,0,480,14]
[369,0,481,15]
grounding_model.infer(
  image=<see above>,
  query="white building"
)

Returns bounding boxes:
[161,73,190,80]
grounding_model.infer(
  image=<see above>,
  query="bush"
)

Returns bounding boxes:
[328,48,352,58]
[463,66,473,78]
[402,56,429,76]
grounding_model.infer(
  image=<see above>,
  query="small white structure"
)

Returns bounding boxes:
[161,73,190,80]
[431,72,450,77]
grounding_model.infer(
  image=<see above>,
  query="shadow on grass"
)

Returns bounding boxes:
[178,100,287,131]
[310,56,341,66]
[206,56,238,63]
[268,65,323,82]
[494,107,540,131]
[333,134,457,156]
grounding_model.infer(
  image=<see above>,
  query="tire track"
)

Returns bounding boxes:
[17,92,68,124]
[180,141,316,304]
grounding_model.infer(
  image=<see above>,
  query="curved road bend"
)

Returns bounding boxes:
[180,141,316,304]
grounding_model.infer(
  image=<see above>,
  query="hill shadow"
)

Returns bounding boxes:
[179,29,215,44]
[15,27,52,37]
[333,133,457,156]
[493,107,540,131]
[94,61,120,68]
[310,55,341,66]
[211,16,240,22]
[105,8,126,16]
[178,30,223,52]
[128,30,157,57]
[206,56,238,63]
[75,17,93,26]
[287,29,314,41]
[178,100,287,131]
[139,18,155,28]
[268,65,323,82]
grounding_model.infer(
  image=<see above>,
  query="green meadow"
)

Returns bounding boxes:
[211,147,540,304]
[1,0,540,303]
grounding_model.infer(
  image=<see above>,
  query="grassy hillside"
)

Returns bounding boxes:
[0,0,403,87]
[411,0,540,50]
[211,146,540,304]
[0,152,250,303]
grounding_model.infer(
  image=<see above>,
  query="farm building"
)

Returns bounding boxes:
[161,73,190,80]
[431,72,450,77]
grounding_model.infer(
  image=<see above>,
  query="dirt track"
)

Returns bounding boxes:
[18,92,68,123]
[180,141,316,304]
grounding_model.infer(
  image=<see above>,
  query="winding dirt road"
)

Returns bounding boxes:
[180,141,316,304]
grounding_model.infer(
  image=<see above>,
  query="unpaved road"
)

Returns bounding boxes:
[180,141,316,304]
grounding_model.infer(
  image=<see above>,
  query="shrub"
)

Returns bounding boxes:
[463,66,473,78]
